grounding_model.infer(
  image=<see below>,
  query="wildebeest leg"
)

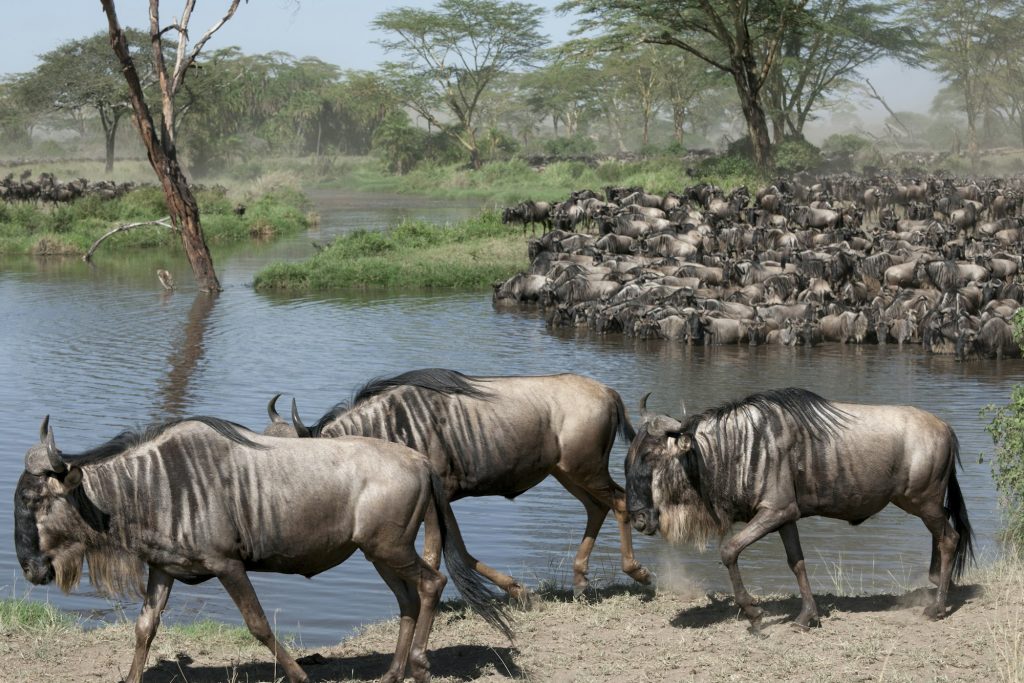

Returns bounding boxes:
[778,522,819,628]
[124,567,174,683]
[432,502,528,602]
[372,544,447,683]
[561,471,651,588]
[919,503,959,619]
[928,536,941,586]
[551,469,614,595]
[721,507,797,623]
[217,562,309,683]
[421,497,442,569]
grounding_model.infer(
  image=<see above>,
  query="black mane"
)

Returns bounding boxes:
[682,387,850,444]
[308,368,493,437]
[64,416,265,466]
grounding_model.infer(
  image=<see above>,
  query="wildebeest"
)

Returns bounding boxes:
[15,416,511,683]
[269,368,650,597]
[625,388,973,628]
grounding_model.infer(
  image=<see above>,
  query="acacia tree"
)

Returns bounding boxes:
[373,0,547,170]
[562,0,811,171]
[100,0,243,292]
[17,31,151,172]
[912,0,1019,162]
[764,0,920,141]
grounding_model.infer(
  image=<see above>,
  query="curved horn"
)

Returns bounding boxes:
[291,398,311,438]
[26,416,66,475]
[680,400,688,420]
[267,394,286,424]
[639,392,652,423]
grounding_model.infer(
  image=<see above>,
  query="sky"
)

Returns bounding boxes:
[1,1,942,139]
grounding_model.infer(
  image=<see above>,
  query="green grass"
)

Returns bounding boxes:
[0,185,312,255]
[0,597,73,634]
[254,210,528,291]
[339,156,766,204]
[161,618,263,648]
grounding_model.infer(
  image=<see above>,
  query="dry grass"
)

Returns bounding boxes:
[1,555,1022,682]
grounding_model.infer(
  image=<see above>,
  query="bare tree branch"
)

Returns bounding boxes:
[83,217,175,262]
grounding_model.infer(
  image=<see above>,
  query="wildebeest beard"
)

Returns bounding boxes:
[651,442,728,550]
[47,485,144,598]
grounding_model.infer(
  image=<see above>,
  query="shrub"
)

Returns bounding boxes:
[542,134,597,158]
[984,308,1024,550]
[774,138,823,173]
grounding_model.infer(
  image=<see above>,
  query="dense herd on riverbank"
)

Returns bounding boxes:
[494,174,1024,360]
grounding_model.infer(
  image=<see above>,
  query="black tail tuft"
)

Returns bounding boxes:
[429,473,514,642]
[946,433,975,582]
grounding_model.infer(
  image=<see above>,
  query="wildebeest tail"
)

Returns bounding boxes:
[613,390,636,443]
[946,431,975,582]
[429,472,514,641]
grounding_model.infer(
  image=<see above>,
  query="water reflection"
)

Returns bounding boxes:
[155,292,218,419]
[0,194,1021,647]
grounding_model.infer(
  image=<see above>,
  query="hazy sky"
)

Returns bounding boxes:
[3,1,941,137]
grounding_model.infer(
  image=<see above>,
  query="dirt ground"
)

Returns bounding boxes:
[3,561,1021,683]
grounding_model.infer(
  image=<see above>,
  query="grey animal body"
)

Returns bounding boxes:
[272,368,650,597]
[15,416,510,683]
[625,388,973,629]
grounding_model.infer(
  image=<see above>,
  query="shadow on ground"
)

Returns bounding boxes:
[669,583,985,629]
[139,644,520,682]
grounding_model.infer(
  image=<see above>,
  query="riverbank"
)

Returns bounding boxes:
[0,184,313,256]
[253,210,528,291]
[3,556,1021,682]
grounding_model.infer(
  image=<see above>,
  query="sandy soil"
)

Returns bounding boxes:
[3,561,1021,683]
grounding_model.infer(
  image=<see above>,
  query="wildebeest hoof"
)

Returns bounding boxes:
[628,566,653,585]
[923,604,945,620]
[510,586,536,610]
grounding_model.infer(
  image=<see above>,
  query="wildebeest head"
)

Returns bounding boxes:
[15,417,84,588]
[622,395,704,544]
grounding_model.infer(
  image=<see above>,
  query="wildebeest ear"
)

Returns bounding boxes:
[60,466,83,492]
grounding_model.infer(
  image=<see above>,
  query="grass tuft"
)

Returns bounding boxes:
[0,597,73,635]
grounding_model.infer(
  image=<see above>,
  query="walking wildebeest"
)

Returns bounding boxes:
[625,388,973,629]
[267,368,650,597]
[15,416,511,683]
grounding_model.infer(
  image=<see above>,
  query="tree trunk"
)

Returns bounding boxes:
[104,118,119,174]
[673,104,685,144]
[732,68,773,172]
[103,5,221,292]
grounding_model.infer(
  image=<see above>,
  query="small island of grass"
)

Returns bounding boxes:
[253,211,529,291]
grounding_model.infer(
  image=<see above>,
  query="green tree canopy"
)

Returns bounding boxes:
[16,29,151,172]
[374,0,548,169]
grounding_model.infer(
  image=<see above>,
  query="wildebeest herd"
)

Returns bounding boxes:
[497,175,1024,360]
[0,171,137,204]
[15,368,974,682]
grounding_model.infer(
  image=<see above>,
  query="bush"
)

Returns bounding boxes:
[774,138,823,173]
[984,308,1024,550]
[821,133,871,157]
[542,135,597,158]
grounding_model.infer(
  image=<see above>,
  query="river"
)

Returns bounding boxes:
[0,188,1020,645]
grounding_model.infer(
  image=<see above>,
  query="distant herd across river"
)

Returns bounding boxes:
[496,173,1024,360]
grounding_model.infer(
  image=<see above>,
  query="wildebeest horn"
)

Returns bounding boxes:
[639,392,652,423]
[26,415,67,475]
[291,398,311,438]
[267,394,286,425]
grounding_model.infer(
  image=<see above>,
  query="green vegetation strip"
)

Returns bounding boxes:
[341,156,767,204]
[254,211,528,291]
[0,186,311,256]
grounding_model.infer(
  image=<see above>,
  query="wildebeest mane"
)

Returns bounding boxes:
[681,387,851,448]
[355,368,494,405]
[305,368,496,437]
[64,416,265,466]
